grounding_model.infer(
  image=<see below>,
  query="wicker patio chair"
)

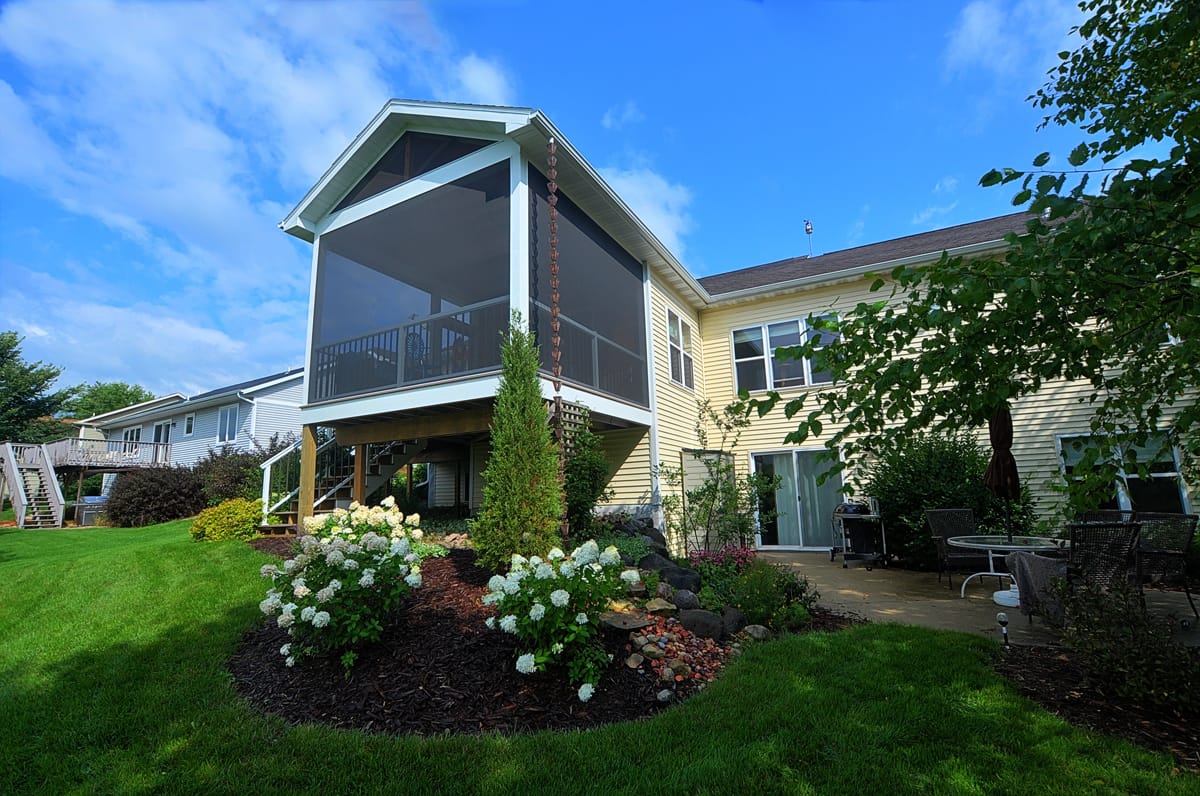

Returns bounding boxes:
[1133,512,1198,618]
[1066,521,1141,590]
[926,508,999,589]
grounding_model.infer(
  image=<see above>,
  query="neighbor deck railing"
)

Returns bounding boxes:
[43,437,172,468]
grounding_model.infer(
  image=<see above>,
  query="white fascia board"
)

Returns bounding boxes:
[82,393,187,426]
[704,238,1012,308]
[241,372,304,396]
[525,113,710,309]
[300,377,505,426]
[555,383,654,428]
[281,100,535,240]
[317,140,519,237]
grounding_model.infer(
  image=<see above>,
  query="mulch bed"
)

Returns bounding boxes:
[993,644,1200,772]
[232,545,858,736]
[236,538,1197,771]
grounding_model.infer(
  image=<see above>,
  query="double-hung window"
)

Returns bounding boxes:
[1058,433,1190,513]
[732,314,838,393]
[218,405,238,443]
[667,308,694,389]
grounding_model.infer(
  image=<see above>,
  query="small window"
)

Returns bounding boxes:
[121,426,141,454]
[667,308,694,389]
[183,414,194,436]
[732,314,839,393]
[218,405,238,443]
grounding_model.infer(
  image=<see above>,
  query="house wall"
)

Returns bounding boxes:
[251,379,304,447]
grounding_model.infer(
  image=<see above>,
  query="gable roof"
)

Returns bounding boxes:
[698,211,1036,299]
[92,369,304,429]
[77,394,187,426]
[186,368,303,403]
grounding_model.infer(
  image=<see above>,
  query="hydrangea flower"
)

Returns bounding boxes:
[575,612,589,625]
[285,656,296,667]
[312,611,331,628]
[485,616,495,629]
[260,564,279,578]
[294,584,311,599]
[599,546,621,567]
[529,603,546,621]
[550,589,570,608]
[573,539,600,566]
[500,615,518,634]
[280,643,291,656]
[620,569,642,585]
[301,606,316,622]
[548,547,565,561]
[315,587,334,603]
[516,653,537,674]
[488,574,506,592]
[277,611,294,628]
[559,562,577,578]
[358,571,375,588]
[405,572,422,588]
[535,562,555,580]
[578,683,595,702]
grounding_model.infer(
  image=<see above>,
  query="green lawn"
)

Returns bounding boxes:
[0,523,1194,795]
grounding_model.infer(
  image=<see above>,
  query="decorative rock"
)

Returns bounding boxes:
[637,552,675,572]
[645,597,676,614]
[677,609,725,640]
[661,566,701,592]
[640,644,665,660]
[722,606,748,635]
[672,589,700,610]
[643,524,670,549]
[628,582,647,598]
[656,581,674,599]
[630,635,648,648]
[743,624,772,641]
[599,611,654,631]
[657,689,674,703]
[638,533,669,556]
[667,660,692,678]
[609,599,636,612]
[625,653,645,668]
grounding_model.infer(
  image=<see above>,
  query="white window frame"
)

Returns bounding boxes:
[667,307,695,390]
[1056,432,1191,513]
[183,413,195,436]
[217,405,238,443]
[731,314,838,394]
[121,426,141,455]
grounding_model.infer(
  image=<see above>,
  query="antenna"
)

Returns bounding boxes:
[804,219,814,257]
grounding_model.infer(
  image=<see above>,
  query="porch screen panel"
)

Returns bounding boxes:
[529,167,648,407]
[311,161,510,402]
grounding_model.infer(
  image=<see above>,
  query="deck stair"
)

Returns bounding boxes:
[260,437,423,534]
[1,442,66,529]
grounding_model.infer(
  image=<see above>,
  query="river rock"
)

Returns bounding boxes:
[661,565,701,592]
[743,624,772,641]
[645,597,676,614]
[671,589,700,610]
[722,606,748,635]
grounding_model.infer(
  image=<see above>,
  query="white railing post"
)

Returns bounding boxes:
[1,442,29,529]
[39,443,66,527]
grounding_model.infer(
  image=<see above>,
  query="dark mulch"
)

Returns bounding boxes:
[993,644,1200,772]
[237,539,1195,769]
[248,536,297,558]
[232,547,863,736]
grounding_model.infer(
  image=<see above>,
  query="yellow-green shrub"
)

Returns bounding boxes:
[190,498,263,542]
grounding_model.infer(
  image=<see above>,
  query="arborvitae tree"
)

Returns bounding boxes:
[470,313,563,572]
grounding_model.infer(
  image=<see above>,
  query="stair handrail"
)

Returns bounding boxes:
[1,442,30,529]
[312,441,406,510]
[259,436,339,523]
[38,442,66,527]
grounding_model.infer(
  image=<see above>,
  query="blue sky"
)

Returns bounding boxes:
[0,0,1090,397]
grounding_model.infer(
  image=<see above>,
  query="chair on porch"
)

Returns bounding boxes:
[925,509,998,589]
[1134,512,1199,618]
[1066,521,1141,590]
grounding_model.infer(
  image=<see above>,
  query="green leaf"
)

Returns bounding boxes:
[1012,188,1032,206]
[979,169,1004,187]
[1068,142,1090,167]
[1032,151,1051,167]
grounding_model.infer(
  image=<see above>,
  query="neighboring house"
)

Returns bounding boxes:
[279,99,1193,550]
[83,369,305,469]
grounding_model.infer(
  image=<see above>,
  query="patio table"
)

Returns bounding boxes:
[947,535,1065,604]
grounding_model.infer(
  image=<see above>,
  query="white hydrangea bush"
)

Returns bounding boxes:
[482,539,633,700]
[259,497,436,668]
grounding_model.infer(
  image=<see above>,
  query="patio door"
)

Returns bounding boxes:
[753,450,842,550]
[153,422,172,464]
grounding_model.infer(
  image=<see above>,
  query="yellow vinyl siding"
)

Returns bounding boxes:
[600,427,654,511]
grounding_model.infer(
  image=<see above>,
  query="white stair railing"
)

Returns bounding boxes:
[1,442,29,529]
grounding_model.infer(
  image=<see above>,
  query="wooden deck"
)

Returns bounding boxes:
[43,438,171,470]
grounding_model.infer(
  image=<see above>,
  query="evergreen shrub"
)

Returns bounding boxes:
[563,411,613,539]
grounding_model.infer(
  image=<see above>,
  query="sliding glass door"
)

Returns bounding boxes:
[753,450,842,550]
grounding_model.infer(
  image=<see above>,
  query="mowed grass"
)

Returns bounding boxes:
[0,524,1194,795]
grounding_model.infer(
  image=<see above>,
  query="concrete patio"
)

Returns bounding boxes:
[759,551,1199,647]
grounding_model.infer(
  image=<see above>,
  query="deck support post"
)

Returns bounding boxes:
[353,444,367,505]
[298,424,318,533]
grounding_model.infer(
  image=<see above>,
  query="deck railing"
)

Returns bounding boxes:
[1,442,28,527]
[42,437,172,468]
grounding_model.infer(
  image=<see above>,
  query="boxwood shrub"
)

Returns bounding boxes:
[190,498,264,542]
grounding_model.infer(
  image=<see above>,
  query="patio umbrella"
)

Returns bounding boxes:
[983,403,1021,542]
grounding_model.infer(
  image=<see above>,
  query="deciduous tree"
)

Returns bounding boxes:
[0,331,75,443]
[753,0,1199,512]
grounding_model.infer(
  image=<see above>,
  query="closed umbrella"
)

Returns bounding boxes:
[983,403,1021,541]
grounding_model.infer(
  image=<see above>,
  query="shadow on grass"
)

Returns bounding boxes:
[0,608,1189,795]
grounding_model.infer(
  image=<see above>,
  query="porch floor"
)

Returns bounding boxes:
[758,551,1199,647]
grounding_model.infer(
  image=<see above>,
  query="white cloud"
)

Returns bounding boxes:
[911,202,960,226]
[0,0,513,391]
[601,100,645,131]
[599,166,694,260]
[945,0,1080,79]
[933,176,959,194]
[846,205,871,246]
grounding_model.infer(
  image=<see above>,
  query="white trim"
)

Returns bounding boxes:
[666,304,695,391]
[317,140,518,237]
[217,404,239,443]
[749,445,844,552]
[301,377,505,425]
[240,371,304,396]
[511,151,530,327]
[1055,432,1192,513]
[182,413,195,437]
[645,267,663,527]
[730,313,839,394]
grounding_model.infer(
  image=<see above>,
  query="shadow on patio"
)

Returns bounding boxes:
[760,551,1199,647]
